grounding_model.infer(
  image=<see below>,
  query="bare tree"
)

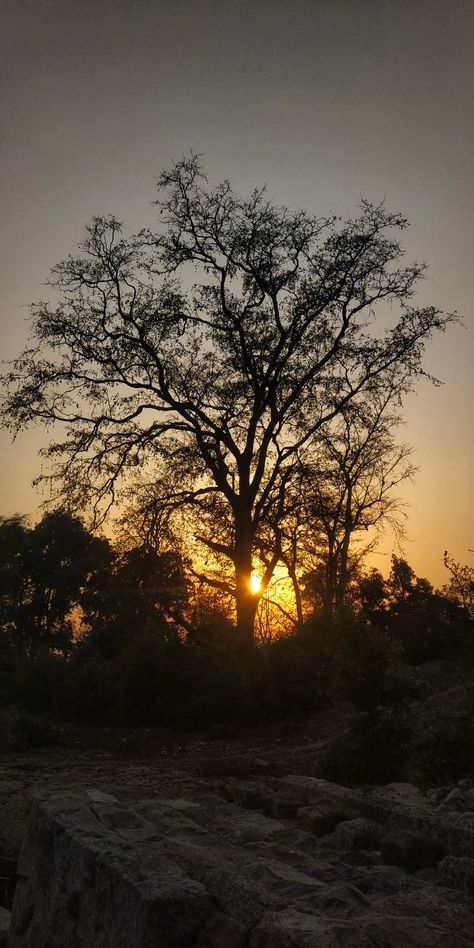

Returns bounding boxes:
[1,156,453,647]
[298,394,415,617]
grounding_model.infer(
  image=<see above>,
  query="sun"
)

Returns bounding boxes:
[250,573,262,594]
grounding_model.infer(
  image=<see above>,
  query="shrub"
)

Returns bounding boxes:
[410,687,474,783]
[300,610,418,710]
[323,704,413,784]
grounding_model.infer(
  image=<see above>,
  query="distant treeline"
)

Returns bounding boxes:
[0,509,472,737]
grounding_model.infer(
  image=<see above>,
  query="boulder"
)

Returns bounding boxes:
[297,805,346,837]
[302,881,368,918]
[380,832,444,873]
[249,909,372,947]
[437,788,470,813]
[7,792,212,948]
[264,793,299,820]
[194,913,248,948]
[7,778,474,947]
[437,856,474,895]
[332,818,382,852]
[377,783,424,807]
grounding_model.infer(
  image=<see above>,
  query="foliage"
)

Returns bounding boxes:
[442,552,474,617]
[409,686,474,783]
[323,704,413,784]
[81,543,188,656]
[357,556,473,663]
[295,396,415,617]
[300,608,418,709]
[0,510,110,654]
[1,156,453,642]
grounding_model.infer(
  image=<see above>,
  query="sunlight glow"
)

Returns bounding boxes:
[250,573,262,594]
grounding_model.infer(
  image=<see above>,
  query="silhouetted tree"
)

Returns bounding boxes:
[0,510,109,653]
[81,544,188,656]
[377,555,472,661]
[442,551,474,617]
[1,156,454,647]
[291,393,415,618]
[0,515,30,646]
[358,567,388,620]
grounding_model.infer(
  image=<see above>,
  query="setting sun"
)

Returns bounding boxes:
[250,573,261,594]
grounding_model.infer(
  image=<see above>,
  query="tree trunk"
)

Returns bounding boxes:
[335,489,353,610]
[234,512,257,650]
[235,587,258,650]
[287,563,303,626]
[323,536,337,619]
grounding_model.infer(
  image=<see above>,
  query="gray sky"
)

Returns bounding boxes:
[1,0,473,584]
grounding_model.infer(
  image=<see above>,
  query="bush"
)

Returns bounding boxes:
[323,704,413,784]
[0,710,59,750]
[300,610,418,710]
[388,595,473,663]
[13,650,69,715]
[410,687,474,783]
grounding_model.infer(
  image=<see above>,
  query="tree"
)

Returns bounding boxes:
[81,544,188,657]
[1,156,453,647]
[371,555,472,662]
[442,551,474,617]
[0,510,109,653]
[0,515,30,647]
[299,392,415,617]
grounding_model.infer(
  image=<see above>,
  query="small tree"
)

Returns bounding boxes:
[81,544,188,657]
[0,510,109,653]
[300,394,414,617]
[2,156,453,647]
[382,555,472,662]
[442,552,474,617]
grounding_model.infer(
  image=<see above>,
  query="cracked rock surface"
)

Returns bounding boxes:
[3,759,474,947]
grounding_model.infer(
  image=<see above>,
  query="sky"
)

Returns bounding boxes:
[1,0,473,586]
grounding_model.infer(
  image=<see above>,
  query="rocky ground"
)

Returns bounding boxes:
[1,714,474,947]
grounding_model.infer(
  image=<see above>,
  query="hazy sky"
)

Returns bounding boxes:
[1,0,473,584]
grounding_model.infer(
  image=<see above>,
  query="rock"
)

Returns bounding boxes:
[377,783,424,807]
[282,776,474,861]
[6,775,474,947]
[133,801,207,837]
[7,792,212,948]
[222,780,270,810]
[0,907,11,948]
[85,790,118,804]
[249,909,371,947]
[301,881,368,918]
[381,832,444,873]
[0,857,17,912]
[332,818,382,852]
[297,805,346,837]
[279,775,327,806]
[281,776,354,812]
[194,912,248,947]
[362,915,474,947]
[437,856,474,895]
[462,788,474,810]
[264,793,299,820]
[148,798,200,811]
[88,800,159,841]
[201,866,278,926]
[256,860,325,899]
[437,788,469,813]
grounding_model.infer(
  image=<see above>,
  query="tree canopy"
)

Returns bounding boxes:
[1,156,454,645]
